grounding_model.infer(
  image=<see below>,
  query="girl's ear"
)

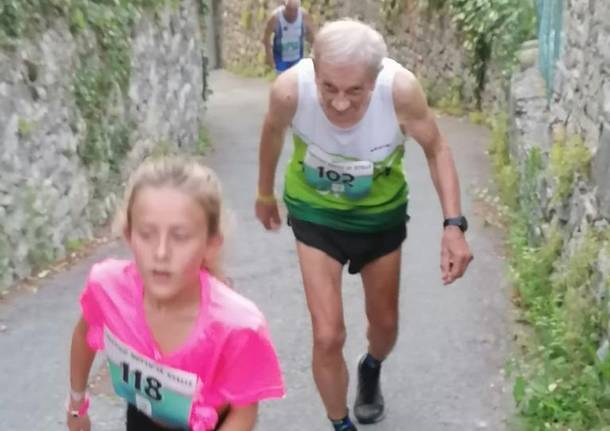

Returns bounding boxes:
[208,233,224,254]
[201,233,224,273]
[123,226,132,243]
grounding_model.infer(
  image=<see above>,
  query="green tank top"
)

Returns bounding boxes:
[283,59,409,233]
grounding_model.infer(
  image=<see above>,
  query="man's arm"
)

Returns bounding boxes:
[394,68,461,218]
[393,68,473,284]
[303,11,315,45]
[258,69,298,196]
[255,69,298,230]
[262,14,276,67]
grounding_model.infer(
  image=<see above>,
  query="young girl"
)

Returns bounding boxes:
[66,157,285,431]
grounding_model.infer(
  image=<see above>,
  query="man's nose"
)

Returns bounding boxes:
[331,95,350,112]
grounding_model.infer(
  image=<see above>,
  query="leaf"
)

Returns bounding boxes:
[514,376,527,402]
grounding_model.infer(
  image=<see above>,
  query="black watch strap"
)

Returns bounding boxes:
[443,216,468,232]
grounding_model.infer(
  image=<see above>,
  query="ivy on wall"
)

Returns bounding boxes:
[0,0,209,278]
[0,0,181,171]
[487,111,610,430]
[417,0,536,108]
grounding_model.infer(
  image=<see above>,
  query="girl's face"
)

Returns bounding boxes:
[126,186,220,302]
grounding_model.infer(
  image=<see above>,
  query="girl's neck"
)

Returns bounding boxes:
[143,280,201,313]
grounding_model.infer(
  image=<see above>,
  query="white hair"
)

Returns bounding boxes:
[312,19,388,75]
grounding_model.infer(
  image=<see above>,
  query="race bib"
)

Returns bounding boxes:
[303,145,374,200]
[281,39,301,62]
[104,328,199,429]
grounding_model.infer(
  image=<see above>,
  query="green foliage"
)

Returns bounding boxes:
[0,0,69,41]
[435,78,465,116]
[197,127,211,155]
[519,146,545,240]
[468,111,491,126]
[65,238,85,253]
[549,134,592,204]
[228,56,276,81]
[0,229,11,286]
[17,118,35,138]
[511,229,610,430]
[69,0,173,169]
[447,0,537,107]
[240,9,253,30]
[0,0,174,170]
[380,0,405,32]
[22,186,56,268]
[486,114,610,429]
[488,113,518,210]
[148,139,172,158]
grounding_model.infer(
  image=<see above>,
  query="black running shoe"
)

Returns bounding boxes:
[331,413,358,431]
[353,354,385,424]
[334,423,357,431]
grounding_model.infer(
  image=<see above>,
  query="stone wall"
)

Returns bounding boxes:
[219,0,485,107]
[551,0,610,221]
[0,0,209,289]
[507,0,610,354]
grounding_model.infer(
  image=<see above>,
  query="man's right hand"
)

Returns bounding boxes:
[256,199,282,230]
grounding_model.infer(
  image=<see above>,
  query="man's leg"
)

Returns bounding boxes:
[295,240,350,421]
[361,247,402,359]
[353,247,402,423]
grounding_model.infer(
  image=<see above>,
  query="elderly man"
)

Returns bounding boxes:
[255,19,473,431]
[262,0,315,74]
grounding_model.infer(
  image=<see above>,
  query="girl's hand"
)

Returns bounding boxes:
[66,412,91,431]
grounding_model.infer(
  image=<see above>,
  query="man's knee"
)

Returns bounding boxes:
[313,326,346,355]
[368,310,399,335]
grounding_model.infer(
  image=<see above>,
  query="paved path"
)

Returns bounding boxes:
[0,70,513,431]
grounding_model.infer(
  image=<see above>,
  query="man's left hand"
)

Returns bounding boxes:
[440,226,473,285]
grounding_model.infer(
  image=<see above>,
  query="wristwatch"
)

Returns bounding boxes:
[443,215,468,232]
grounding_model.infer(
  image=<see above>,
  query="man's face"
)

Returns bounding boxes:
[283,2,299,22]
[314,61,377,129]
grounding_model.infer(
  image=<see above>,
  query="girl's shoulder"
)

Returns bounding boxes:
[88,258,133,280]
[86,258,137,293]
[205,276,267,332]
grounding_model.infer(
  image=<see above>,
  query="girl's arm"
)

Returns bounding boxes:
[70,317,96,393]
[217,403,258,431]
[66,317,96,430]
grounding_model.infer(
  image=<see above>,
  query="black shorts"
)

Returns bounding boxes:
[126,404,227,431]
[288,216,407,274]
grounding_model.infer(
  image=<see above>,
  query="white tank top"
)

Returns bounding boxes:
[275,7,303,63]
[291,58,405,163]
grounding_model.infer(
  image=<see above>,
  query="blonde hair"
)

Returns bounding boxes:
[114,156,226,279]
[312,19,387,76]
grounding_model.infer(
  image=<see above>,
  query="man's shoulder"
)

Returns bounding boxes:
[386,60,428,119]
[386,61,419,100]
[384,58,415,81]
[266,9,279,26]
[270,66,299,111]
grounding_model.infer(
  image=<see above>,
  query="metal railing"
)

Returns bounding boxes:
[537,0,564,95]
